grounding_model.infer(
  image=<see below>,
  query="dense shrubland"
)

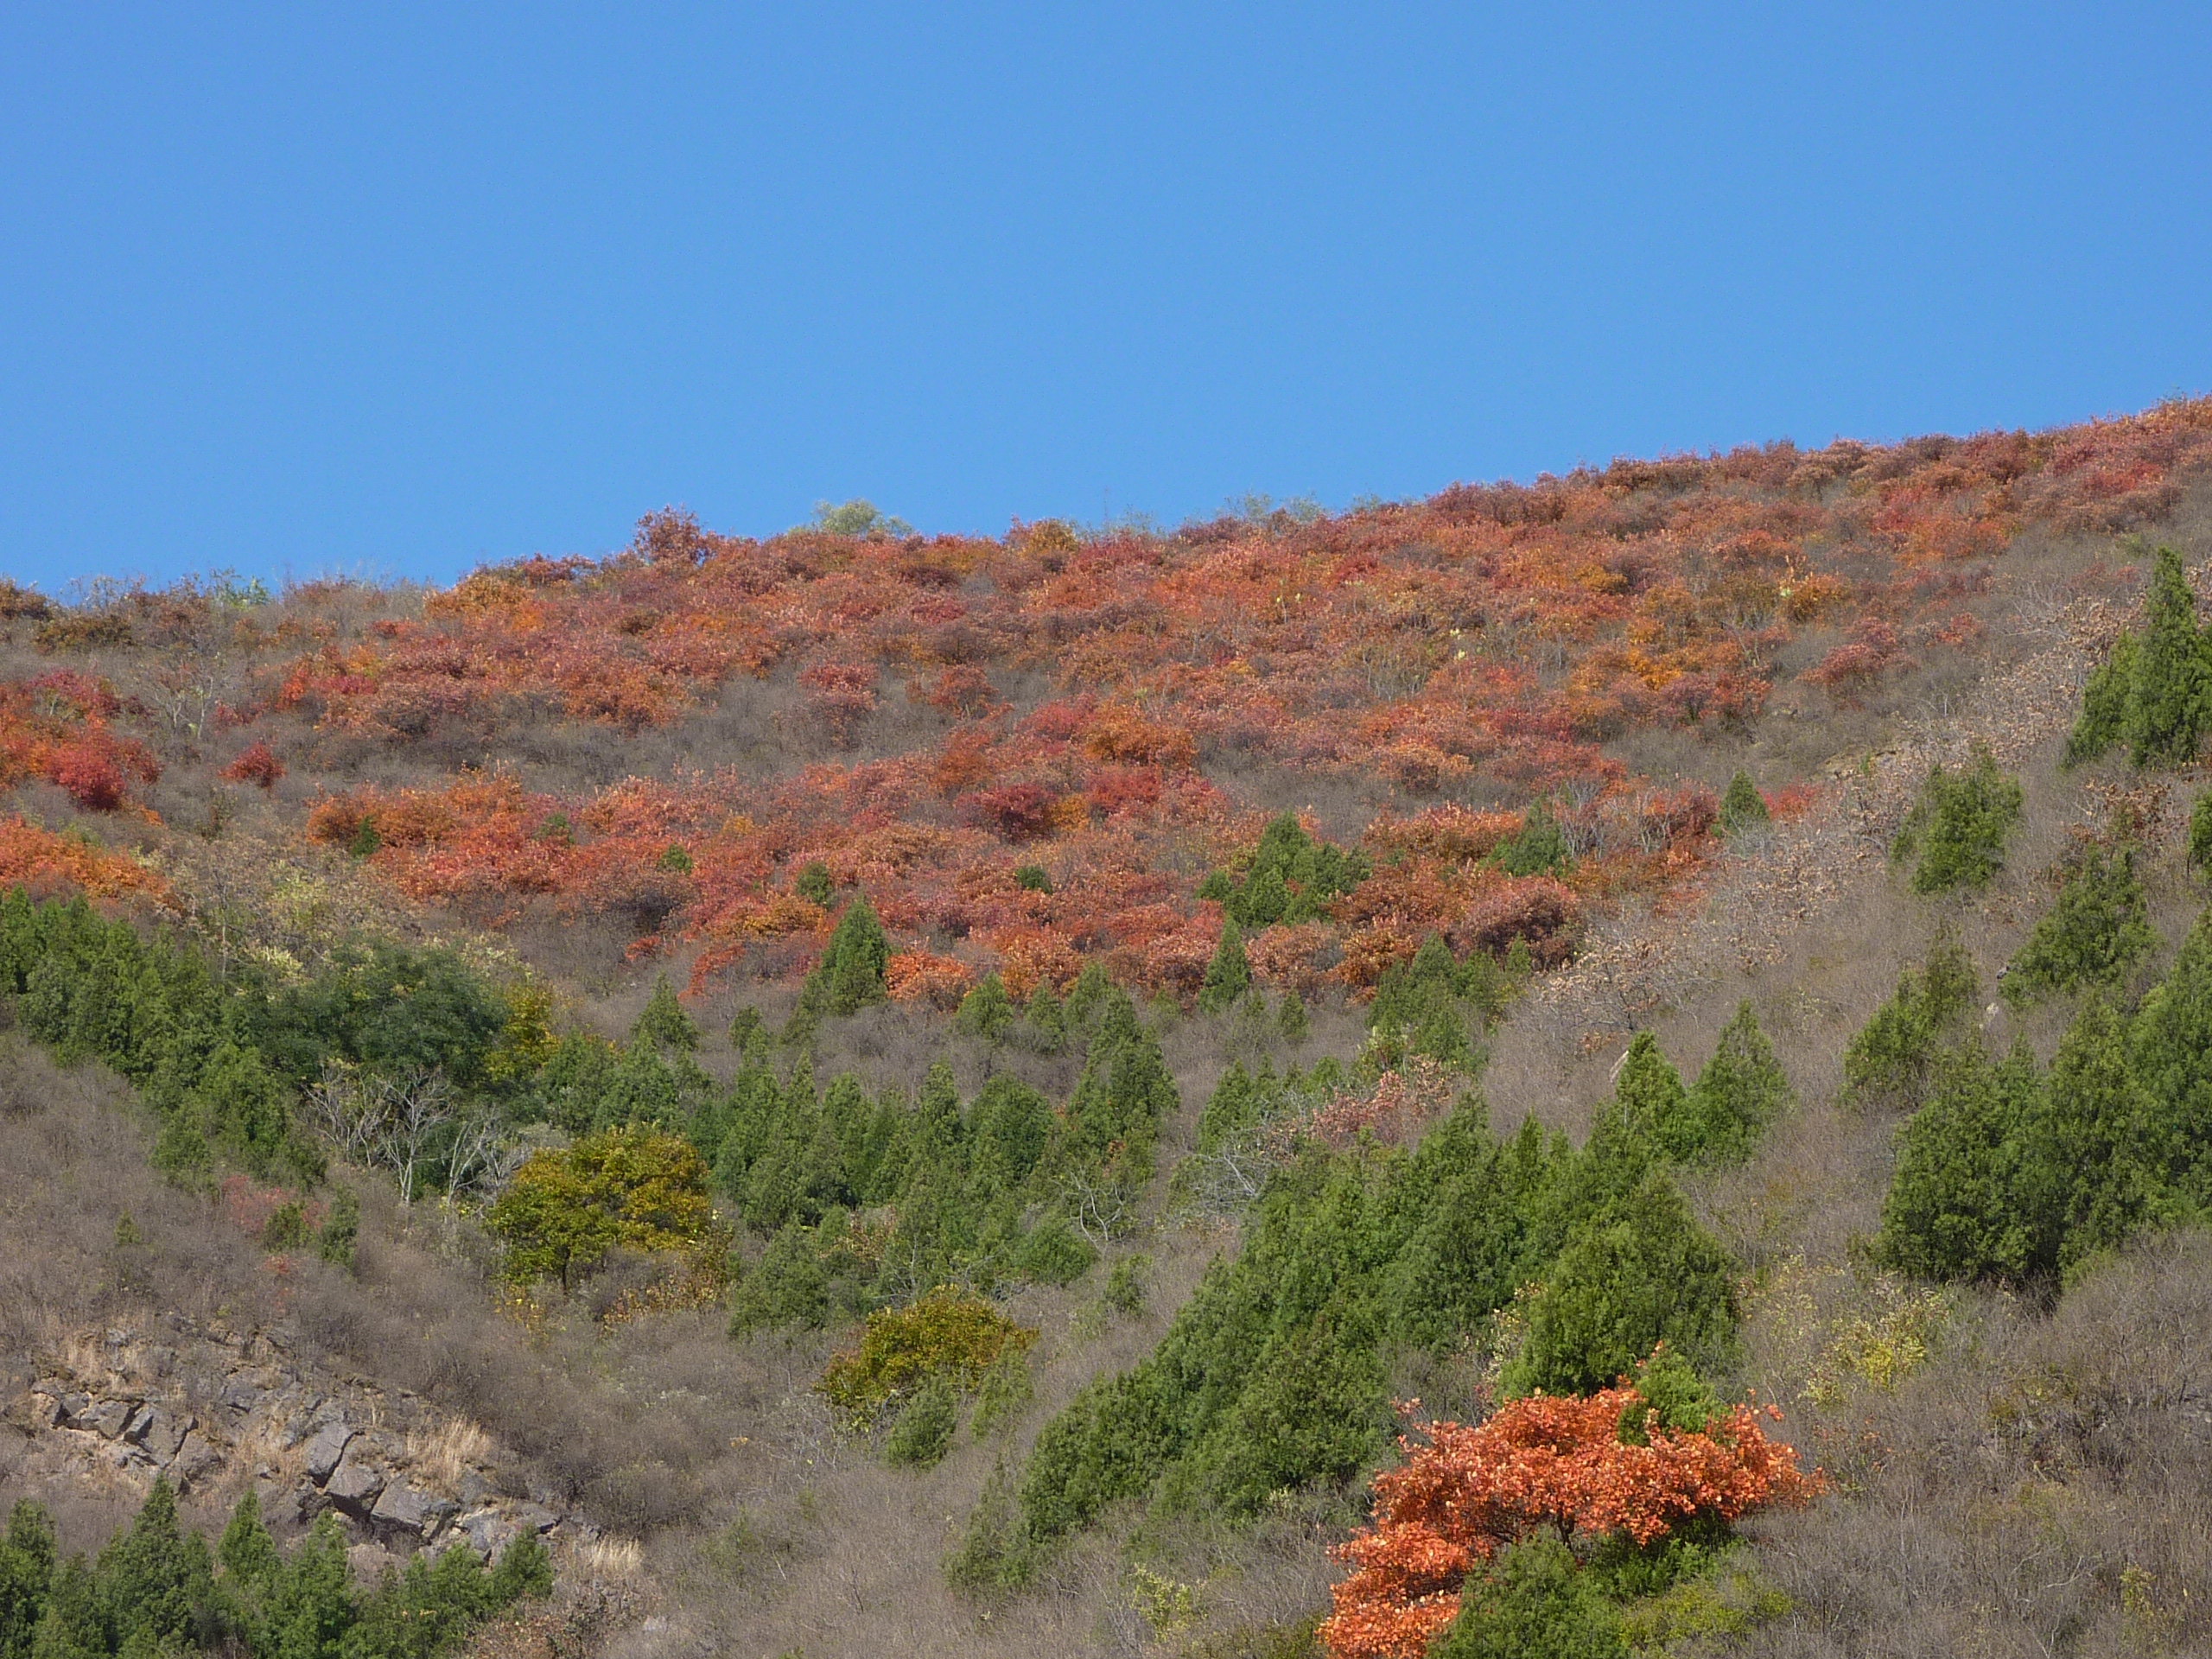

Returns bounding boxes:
[6,405,2212,1655]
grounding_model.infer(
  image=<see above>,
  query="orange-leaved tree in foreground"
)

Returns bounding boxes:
[1319,1382,1823,1659]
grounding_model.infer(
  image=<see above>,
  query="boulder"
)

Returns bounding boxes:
[303,1423,354,1484]
[124,1405,188,1463]
[324,1455,385,1518]
[3,1392,59,1434]
[455,1509,518,1559]
[370,1481,458,1541]
[82,1400,136,1440]
[171,1432,224,1494]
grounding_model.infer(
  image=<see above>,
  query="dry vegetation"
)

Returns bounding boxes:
[4,406,2212,1657]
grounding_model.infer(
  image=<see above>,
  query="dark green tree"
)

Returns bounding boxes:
[1506,1177,1738,1396]
[1891,743,2023,893]
[2126,545,2212,766]
[631,976,699,1052]
[95,1478,214,1656]
[1842,936,1979,1111]
[957,973,1016,1042]
[2003,846,2156,1007]
[1718,772,1769,837]
[1198,919,1253,1013]
[2066,628,2139,766]
[1879,1039,2046,1282]
[1685,1002,1792,1163]
[1432,1536,1626,1659]
[2194,791,2212,874]
[0,1503,54,1659]
[1611,1034,1700,1163]
[1496,802,1573,878]
[2129,906,2212,1203]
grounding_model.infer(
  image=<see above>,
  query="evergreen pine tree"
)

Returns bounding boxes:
[1843,935,1979,1111]
[2066,627,2139,766]
[1719,771,1770,837]
[2192,792,2212,874]
[631,975,700,1052]
[1197,919,1253,1014]
[2126,545,2211,766]
[1496,801,1573,877]
[1879,1039,2046,1281]
[1507,1176,1738,1396]
[1687,1002,1792,1162]
[95,1478,213,1656]
[956,973,1016,1043]
[2129,906,2212,1203]
[1021,979,1066,1052]
[1433,1537,1627,1659]
[2033,995,2158,1271]
[1891,743,2024,893]
[1275,988,1310,1045]
[2004,845,2157,1006]
[820,896,890,1016]
[27,1557,101,1659]
[0,1503,54,1659]
[260,1515,356,1659]
[1611,1033,1699,1162]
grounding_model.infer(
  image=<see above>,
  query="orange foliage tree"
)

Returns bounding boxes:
[1319,1385,1823,1659]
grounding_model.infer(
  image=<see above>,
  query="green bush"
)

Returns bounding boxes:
[956,973,1016,1041]
[2193,792,2212,873]
[885,1376,961,1468]
[1685,1003,1792,1162]
[1891,743,2022,893]
[1494,802,1573,878]
[817,1287,1037,1423]
[1200,816,1368,930]
[1718,772,1770,837]
[1504,1176,1739,1396]
[1841,936,1978,1111]
[2003,846,2155,1006]
[1198,919,1253,1014]
[2065,547,2212,767]
[1433,1537,1625,1659]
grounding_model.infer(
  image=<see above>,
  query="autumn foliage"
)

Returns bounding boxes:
[0,672,160,810]
[1319,1386,1822,1659]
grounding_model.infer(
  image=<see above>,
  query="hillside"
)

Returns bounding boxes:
[3,400,2212,1659]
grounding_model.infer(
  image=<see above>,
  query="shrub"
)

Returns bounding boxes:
[2193,792,2212,873]
[1891,742,2022,892]
[1504,1176,1740,1396]
[2002,845,2156,1006]
[1841,935,1978,1111]
[1198,918,1253,1013]
[1718,772,1769,837]
[956,972,1016,1041]
[1319,1376,1821,1659]
[219,741,284,789]
[794,860,835,906]
[1878,1039,2046,1282]
[1685,1003,1792,1162]
[1430,1537,1626,1659]
[1493,802,1573,878]
[885,1375,962,1468]
[632,975,701,1051]
[1204,816,1369,929]
[486,1127,719,1289]
[817,1287,1037,1423]
[2063,547,2212,767]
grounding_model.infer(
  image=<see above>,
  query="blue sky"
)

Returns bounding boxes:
[3,3,2208,590]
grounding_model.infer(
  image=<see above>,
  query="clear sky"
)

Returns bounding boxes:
[3,3,2209,590]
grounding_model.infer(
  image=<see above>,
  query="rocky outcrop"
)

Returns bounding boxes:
[2,1316,578,1561]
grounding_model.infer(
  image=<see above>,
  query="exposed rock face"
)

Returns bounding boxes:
[1,1315,586,1562]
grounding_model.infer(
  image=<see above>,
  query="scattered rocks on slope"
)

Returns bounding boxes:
[1,1313,586,1562]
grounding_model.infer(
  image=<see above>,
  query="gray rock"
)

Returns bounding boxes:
[370,1481,457,1541]
[132,1407,188,1464]
[508,1502,559,1535]
[55,1393,93,1427]
[83,1400,137,1440]
[455,1509,517,1559]
[172,1432,224,1494]
[303,1423,354,1484]
[219,1378,264,1416]
[324,1456,385,1518]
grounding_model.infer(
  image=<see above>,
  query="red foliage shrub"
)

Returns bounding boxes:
[960,782,1064,841]
[220,740,284,789]
[1452,877,1584,966]
[47,744,128,811]
[1321,1384,1823,1659]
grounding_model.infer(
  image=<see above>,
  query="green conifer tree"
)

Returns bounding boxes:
[1198,918,1253,1014]
[0,1503,55,1659]
[1611,1033,1699,1162]
[1433,1536,1627,1659]
[2066,627,2139,766]
[817,896,890,1017]
[1686,1002,1792,1162]
[1507,1176,1738,1395]
[1719,771,1770,837]
[2126,545,2212,766]
[1879,1039,2046,1281]
[1891,743,2024,893]
[2129,906,2212,1203]
[2004,846,2157,1006]
[631,975,700,1052]
[95,1478,213,1656]
[1496,802,1573,877]
[956,973,1016,1043]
